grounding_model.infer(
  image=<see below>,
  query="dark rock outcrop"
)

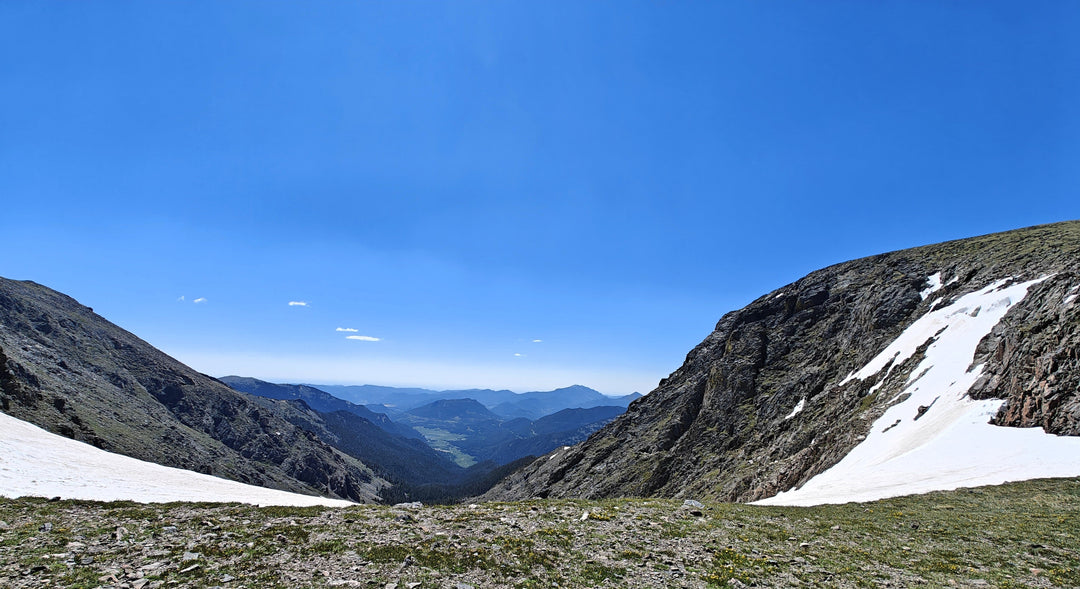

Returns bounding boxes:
[483,221,1080,503]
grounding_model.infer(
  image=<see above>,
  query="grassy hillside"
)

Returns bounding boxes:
[2,477,1078,588]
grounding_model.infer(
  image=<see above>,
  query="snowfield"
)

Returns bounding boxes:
[757,276,1080,506]
[0,410,354,506]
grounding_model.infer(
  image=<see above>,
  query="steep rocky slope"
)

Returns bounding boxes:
[484,221,1080,503]
[0,278,387,503]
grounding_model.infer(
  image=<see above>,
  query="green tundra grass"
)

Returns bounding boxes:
[1,477,1077,588]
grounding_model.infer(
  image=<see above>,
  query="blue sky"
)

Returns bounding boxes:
[2,2,1078,394]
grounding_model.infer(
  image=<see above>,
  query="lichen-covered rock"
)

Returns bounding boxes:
[483,221,1080,503]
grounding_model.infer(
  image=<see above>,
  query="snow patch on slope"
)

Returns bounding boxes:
[0,411,354,506]
[842,276,1007,386]
[757,275,1080,506]
[785,398,806,420]
[919,272,943,300]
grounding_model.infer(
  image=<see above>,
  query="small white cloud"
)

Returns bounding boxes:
[288,301,309,307]
[177,295,185,302]
[532,339,543,343]
[514,353,525,357]
[193,297,207,304]
[336,327,359,332]
[346,335,381,342]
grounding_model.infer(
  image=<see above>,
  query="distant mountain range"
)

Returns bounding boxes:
[219,376,423,440]
[10,222,1078,510]
[224,377,629,473]
[0,276,633,504]
[310,383,640,420]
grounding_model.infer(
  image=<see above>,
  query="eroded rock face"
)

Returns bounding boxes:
[969,273,1080,435]
[0,278,387,503]
[484,221,1080,503]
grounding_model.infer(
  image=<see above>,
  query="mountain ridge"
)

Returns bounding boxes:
[312,382,640,418]
[220,376,423,440]
[483,220,1080,504]
[0,277,387,503]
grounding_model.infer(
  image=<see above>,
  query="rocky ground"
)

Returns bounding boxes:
[2,477,1079,588]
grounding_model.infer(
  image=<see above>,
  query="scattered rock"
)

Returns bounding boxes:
[182,551,201,562]
[682,500,705,509]
[393,501,423,509]
[38,522,52,533]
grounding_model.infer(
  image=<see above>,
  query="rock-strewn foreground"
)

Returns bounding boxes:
[2,477,1079,588]
[485,221,1080,504]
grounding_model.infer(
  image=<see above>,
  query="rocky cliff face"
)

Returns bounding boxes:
[483,221,1080,503]
[0,278,387,503]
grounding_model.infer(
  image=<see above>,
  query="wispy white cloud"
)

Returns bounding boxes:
[346,335,381,342]
[177,295,185,302]
[335,327,359,332]
[532,339,543,343]
[288,301,309,307]
[193,297,207,304]
[514,353,525,357]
